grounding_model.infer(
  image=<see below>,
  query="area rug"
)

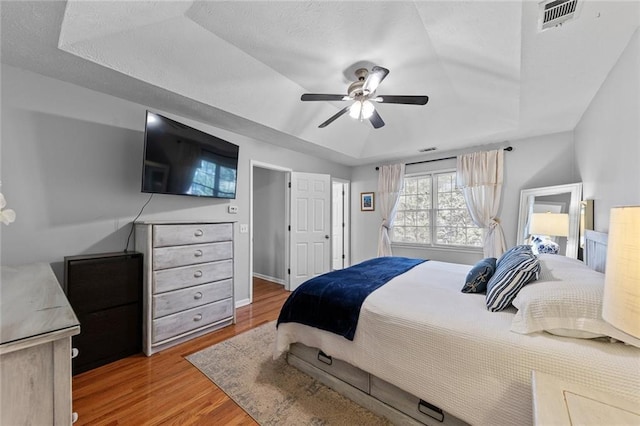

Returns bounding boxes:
[186,321,390,425]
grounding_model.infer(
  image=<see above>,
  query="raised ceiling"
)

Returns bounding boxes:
[1,1,638,166]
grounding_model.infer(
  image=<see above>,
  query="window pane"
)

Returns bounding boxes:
[434,171,482,247]
[404,178,418,194]
[392,171,479,247]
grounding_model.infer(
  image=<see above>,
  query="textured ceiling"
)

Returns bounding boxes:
[2,1,639,166]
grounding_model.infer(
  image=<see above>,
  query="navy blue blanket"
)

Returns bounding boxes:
[277,256,426,340]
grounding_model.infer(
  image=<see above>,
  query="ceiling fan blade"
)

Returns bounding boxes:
[318,106,350,128]
[301,94,349,102]
[363,66,389,94]
[369,110,385,129]
[375,95,429,105]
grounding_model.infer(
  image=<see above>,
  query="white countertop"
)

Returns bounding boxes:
[1,263,79,348]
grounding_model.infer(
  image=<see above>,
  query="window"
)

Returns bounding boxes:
[392,171,482,248]
[188,159,237,198]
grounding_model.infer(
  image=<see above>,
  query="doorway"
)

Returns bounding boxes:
[249,162,350,302]
[332,179,350,270]
[250,161,291,304]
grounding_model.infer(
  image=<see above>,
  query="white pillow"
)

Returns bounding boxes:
[510,278,612,338]
[511,254,640,347]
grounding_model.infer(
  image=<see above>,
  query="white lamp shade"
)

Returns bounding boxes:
[349,100,375,119]
[530,212,569,237]
[603,206,640,339]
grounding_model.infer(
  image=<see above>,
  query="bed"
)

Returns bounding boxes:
[274,231,640,425]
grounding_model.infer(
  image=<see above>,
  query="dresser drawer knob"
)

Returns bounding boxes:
[194,250,203,257]
[194,270,203,278]
[193,313,203,322]
[194,292,203,300]
[194,229,204,237]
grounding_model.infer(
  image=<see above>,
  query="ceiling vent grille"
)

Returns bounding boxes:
[538,0,582,31]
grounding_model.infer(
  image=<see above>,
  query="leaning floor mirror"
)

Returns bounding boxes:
[516,183,583,258]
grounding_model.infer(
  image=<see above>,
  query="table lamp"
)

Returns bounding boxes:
[602,206,640,346]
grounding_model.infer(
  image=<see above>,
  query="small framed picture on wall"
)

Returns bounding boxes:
[361,192,375,211]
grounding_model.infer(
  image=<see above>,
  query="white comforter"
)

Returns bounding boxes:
[275,260,640,425]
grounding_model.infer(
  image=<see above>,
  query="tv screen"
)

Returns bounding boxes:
[141,112,239,199]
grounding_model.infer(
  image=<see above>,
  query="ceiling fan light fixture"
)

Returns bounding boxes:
[349,100,375,120]
[300,65,428,129]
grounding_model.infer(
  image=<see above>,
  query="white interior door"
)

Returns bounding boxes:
[289,172,331,291]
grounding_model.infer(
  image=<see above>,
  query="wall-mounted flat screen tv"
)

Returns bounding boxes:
[141,111,239,199]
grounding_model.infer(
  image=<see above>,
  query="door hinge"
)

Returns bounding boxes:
[288,182,291,188]
[288,225,291,231]
[287,268,291,275]
[342,254,345,259]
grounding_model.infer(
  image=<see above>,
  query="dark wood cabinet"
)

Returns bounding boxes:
[64,252,143,374]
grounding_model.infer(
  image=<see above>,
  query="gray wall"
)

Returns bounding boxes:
[253,167,286,283]
[349,30,639,265]
[0,64,351,304]
[575,29,640,231]
[350,131,578,265]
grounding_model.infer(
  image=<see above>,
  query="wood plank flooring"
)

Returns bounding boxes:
[72,278,289,425]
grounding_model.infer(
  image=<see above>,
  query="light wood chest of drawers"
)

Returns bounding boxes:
[135,222,235,355]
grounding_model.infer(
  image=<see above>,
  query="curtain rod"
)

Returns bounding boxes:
[375,146,513,170]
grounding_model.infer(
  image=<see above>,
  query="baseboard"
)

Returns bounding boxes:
[235,298,250,308]
[253,273,285,286]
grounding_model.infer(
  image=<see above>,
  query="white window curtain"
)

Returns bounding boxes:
[456,150,507,258]
[377,163,405,257]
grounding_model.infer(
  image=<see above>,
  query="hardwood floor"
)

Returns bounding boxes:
[72,278,289,425]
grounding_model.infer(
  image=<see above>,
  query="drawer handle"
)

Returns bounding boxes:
[193,313,203,322]
[194,250,203,257]
[194,229,204,237]
[194,292,203,300]
[317,350,332,365]
[194,270,203,278]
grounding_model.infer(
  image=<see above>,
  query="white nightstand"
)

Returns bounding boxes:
[532,371,640,425]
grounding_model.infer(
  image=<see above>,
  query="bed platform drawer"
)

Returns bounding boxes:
[289,343,369,393]
[370,376,468,426]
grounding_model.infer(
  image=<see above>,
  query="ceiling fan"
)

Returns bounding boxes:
[301,66,429,129]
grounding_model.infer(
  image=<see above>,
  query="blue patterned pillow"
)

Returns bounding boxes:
[461,258,497,293]
[486,249,540,312]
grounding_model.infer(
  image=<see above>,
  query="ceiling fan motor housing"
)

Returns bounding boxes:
[348,68,370,98]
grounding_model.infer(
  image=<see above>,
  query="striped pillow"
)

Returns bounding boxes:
[486,248,540,312]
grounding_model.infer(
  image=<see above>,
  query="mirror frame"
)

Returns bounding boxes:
[516,183,583,258]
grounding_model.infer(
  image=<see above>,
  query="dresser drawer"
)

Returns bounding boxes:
[153,223,232,248]
[153,241,232,270]
[153,279,232,318]
[153,260,233,293]
[152,298,233,343]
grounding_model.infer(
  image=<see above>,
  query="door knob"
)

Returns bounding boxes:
[325,235,330,239]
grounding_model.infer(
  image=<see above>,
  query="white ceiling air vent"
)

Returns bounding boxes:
[538,0,582,31]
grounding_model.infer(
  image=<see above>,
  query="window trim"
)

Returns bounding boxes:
[392,168,483,249]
